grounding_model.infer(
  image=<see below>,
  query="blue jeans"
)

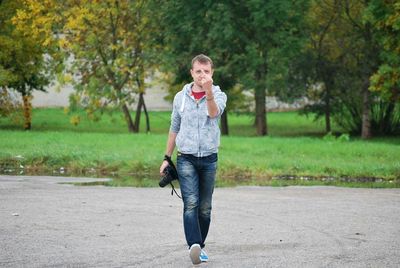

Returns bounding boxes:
[177,153,218,248]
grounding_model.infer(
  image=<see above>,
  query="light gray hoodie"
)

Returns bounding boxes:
[170,82,227,157]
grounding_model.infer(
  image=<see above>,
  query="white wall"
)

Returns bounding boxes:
[32,84,172,111]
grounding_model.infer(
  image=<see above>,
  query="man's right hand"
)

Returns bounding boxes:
[159,160,169,176]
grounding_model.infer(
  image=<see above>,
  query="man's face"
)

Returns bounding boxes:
[190,61,214,88]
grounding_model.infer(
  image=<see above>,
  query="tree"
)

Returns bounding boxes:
[300,0,397,137]
[233,1,309,135]
[331,0,383,139]
[1,0,58,129]
[14,0,158,133]
[300,0,344,133]
[61,0,157,133]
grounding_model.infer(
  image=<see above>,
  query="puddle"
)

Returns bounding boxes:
[73,180,112,186]
[1,166,398,188]
[273,174,391,183]
[0,165,161,187]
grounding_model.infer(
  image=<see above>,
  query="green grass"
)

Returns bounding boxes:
[0,108,172,134]
[0,108,339,136]
[0,108,399,188]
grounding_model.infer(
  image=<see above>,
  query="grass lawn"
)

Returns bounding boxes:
[0,108,399,187]
[0,108,335,136]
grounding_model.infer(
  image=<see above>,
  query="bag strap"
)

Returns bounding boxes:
[170,182,182,199]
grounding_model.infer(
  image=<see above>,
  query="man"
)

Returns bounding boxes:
[160,54,227,265]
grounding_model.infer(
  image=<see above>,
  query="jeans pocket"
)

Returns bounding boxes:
[205,153,218,164]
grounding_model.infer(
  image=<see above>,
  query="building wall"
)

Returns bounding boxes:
[32,84,173,111]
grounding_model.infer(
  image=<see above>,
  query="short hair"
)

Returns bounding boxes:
[191,54,214,69]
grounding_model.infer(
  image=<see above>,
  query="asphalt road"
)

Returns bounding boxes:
[1,175,399,268]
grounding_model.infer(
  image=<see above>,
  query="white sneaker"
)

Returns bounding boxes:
[200,249,209,262]
[189,244,201,265]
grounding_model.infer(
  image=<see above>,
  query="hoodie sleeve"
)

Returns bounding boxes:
[169,92,182,133]
[213,85,227,117]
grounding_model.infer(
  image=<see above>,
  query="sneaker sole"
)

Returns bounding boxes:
[190,245,201,265]
[200,256,208,262]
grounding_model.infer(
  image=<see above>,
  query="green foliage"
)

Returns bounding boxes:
[367,1,400,102]
[370,101,400,134]
[323,132,336,142]
[370,64,400,101]
[238,0,309,93]
[0,65,16,87]
[337,133,350,142]
[1,0,62,129]
[334,98,400,135]
[3,0,59,96]
[298,0,348,132]
[323,132,350,142]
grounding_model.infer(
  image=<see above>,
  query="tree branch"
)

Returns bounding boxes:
[343,0,363,31]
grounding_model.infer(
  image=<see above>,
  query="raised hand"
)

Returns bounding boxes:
[200,74,213,93]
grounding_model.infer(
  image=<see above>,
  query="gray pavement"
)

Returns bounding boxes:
[1,175,399,268]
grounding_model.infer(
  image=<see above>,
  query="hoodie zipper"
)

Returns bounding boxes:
[196,100,201,157]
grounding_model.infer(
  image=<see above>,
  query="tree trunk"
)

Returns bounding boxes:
[142,93,150,133]
[133,94,143,133]
[134,92,151,133]
[325,105,331,133]
[22,94,32,130]
[122,103,136,133]
[319,60,333,134]
[133,63,151,133]
[324,85,331,133]
[359,20,375,139]
[255,86,267,136]
[361,79,371,139]
[220,110,229,135]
